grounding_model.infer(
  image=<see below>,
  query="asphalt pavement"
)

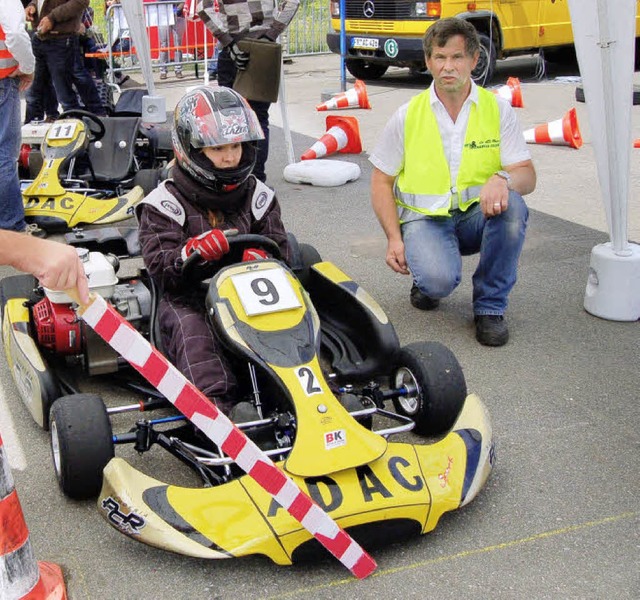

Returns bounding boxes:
[0,53,638,599]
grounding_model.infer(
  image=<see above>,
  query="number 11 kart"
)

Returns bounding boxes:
[0,233,494,564]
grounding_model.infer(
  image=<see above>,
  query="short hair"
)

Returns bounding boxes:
[423,17,480,59]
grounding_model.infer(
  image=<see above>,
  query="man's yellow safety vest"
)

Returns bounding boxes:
[0,26,19,79]
[395,86,502,221]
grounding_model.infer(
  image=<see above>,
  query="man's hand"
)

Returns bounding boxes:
[182,229,230,262]
[25,5,36,22]
[479,174,510,218]
[37,16,53,35]
[385,239,410,275]
[9,69,34,92]
[228,42,250,71]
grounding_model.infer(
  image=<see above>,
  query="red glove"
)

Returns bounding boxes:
[181,229,230,262]
[242,248,269,262]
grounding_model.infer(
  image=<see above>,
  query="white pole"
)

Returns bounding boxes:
[278,58,296,165]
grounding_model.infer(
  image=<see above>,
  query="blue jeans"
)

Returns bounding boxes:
[402,192,529,315]
[0,77,26,231]
[218,48,270,182]
[29,36,81,117]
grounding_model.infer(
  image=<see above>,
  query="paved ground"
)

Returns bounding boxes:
[1,54,638,599]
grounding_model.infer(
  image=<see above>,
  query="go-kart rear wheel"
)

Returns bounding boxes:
[133,168,161,196]
[391,342,466,436]
[50,394,114,500]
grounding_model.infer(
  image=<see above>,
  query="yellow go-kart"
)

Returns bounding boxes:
[0,233,494,565]
[20,109,172,234]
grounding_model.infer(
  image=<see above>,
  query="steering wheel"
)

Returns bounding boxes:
[181,232,283,282]
[57,109,106,142]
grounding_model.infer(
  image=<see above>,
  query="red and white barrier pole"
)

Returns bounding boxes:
[78,293,377,579]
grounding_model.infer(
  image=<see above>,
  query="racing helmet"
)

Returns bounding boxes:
[172,85,264,190]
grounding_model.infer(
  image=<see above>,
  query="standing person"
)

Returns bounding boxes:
[370,18,536,347]
[137,86,291,420]
[24,0,91,117]
[198,0,300,183]
[0,0,35,233]
[159,1,186,80]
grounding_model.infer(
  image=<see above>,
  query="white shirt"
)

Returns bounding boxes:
[0,0,35,75]
[370,80,531,183]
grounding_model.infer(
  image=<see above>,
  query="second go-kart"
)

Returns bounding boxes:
[0,232,494,564]
[20,108,173,234]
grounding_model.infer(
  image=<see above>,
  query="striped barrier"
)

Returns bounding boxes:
[79,293,377,579]
[0,434,67,600]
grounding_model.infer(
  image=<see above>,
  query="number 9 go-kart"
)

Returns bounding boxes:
[20,108,173,234]
[0,232,494,564]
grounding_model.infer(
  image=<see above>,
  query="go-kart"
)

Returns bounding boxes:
[19,106,173,234]
[0,232,494,564]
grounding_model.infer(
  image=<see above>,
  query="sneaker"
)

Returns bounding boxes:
[175,71,184,79]
[410,284,440,310]
[474,315,509,347]
[160,72,167,80]
[229,401,260,424]
[22,223,47,238]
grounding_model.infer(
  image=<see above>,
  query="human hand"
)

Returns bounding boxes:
[229,42,250,71]
[182,229,230,262]
[9,70,34,92]
[37,16,53,35]
[385,239,409,275]
[479,175,510,218]
[242,248,268,262]
[25,5,36,22]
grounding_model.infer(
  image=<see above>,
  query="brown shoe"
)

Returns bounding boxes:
[175,71,184,79]
[410,284,439,310]
[160,72,167,80]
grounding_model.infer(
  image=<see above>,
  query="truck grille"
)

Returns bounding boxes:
[344,0,423,20]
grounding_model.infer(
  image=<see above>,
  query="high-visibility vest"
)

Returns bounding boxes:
[0,25,19,79]
[395,86,502,221]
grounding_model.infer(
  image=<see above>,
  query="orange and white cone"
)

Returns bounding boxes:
[524,108,583,149]
[493,76,524,108]
[0,433,67,599]
[301,115,362,160]
[316,80,371,111]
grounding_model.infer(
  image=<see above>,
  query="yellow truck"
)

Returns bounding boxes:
[326,0,640,84]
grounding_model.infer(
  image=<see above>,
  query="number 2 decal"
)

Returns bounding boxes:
[297,366,322,396]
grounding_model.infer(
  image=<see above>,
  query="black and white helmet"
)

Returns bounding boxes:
[172,85,264,190]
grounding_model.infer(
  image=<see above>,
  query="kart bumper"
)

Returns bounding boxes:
[97,393,493,564]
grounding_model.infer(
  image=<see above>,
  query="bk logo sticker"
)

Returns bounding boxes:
[324,429,346,450]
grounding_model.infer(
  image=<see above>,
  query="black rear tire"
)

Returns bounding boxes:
[50,394,114,500]
[345,59,388,80]
[392,342,466,436]
[133,167,161,196]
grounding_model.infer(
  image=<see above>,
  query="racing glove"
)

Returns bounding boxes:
[242,248,269,262]
[228,42,250,71]
[181,229,230,262]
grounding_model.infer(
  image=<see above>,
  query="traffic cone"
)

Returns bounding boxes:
[493,76,524,108]
[301,115,362,160]
[316,80,371,111]
[524,108,583,149]
[0,433,67,599]
[634,139,640,148]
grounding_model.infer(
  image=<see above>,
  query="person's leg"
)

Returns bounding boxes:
[25,36,48,123]
[0,78,26,232]
[402,216,463,301]
[248,100,270,182]
[46,37,82,113]
[216,46,235,88]
[158,25,170,77]
[174,17,186,75]
[72,43,107,115]
[457,194,529,316]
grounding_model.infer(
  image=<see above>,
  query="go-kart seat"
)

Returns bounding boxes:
[88,116,142,182]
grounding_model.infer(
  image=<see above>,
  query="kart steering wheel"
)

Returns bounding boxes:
[57,109,106,142]
[181,232,283,282]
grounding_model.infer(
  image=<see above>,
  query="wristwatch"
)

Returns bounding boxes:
[495,170,513,190]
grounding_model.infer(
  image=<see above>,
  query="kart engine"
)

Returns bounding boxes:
[32,250,152,372]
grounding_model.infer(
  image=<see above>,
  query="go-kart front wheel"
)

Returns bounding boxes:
[392,342,466,437]
[50,394,114,500]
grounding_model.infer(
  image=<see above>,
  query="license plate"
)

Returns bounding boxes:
[351,37,379,50]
